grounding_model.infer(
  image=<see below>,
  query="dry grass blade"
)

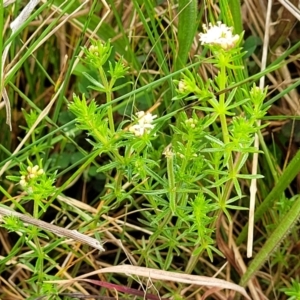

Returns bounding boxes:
[51,265,251,299]
[248,0,272,258]
[3,0,16,7]
[1,0,42,131]
[0,206,105,251]
[277,0,300,20]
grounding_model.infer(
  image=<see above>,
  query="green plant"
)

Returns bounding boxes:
[68,25,267,271]
[281,279,300,300]
[2,1,300,299]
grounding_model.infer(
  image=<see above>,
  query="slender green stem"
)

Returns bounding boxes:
[33,195,43,293]
[166,151,176,214]
[258,130,279,183]
[217,60,234,209]
[219,65,230,145]
[137,211,173,266]
[31,133,41,165]
[165,220,182,270]
[98,67,115,133]
[185,247,203,273]
[220,152,243,207]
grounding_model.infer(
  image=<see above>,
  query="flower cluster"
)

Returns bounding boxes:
[88,44,99,56]
[185,118,197,129]
[199,21,239,50]
[178,80,188,93]
[84,40,112,68]
[19,165,44,187]
[163,146,173,158]
[129,111,157,137]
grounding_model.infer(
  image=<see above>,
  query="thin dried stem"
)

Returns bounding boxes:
[0,205,105,251]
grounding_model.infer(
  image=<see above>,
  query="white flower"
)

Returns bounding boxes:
[37,169,44,175]
[185,118,197,128]
[19,175,27,187]
[20,165,44,186]
[129,111,157,137]
[178,80,187,93]
[88,45,99,56]
[27,165,44,178]
[199,21,239,50]
[163,146,173,158]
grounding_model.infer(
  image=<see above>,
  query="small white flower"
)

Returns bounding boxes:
[20,165,44,187]
[19,175,27,187]
[37,169,44,175]
[129,124,150,136]
[29,173,36,179]
[185,118,197,128]
[136,111,146,118]
[163,146,173,158]
[142,112,157,124]
[129,111,157,137]
[178,80,187,93]
[19,180,27,187]
[89,45,99,56]
[31,165,39,173]
[199,21,239,50]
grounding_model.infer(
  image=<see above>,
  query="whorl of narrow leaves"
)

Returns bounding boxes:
[192,193,216,242]
[68,94,111,142]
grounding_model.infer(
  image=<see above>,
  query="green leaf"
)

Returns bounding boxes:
[6,175,20,182]
[82,72,105,89]
[243,36,262,59]
[175,0,198,70]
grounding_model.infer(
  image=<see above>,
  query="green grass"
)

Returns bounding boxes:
[1,1,300,299]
